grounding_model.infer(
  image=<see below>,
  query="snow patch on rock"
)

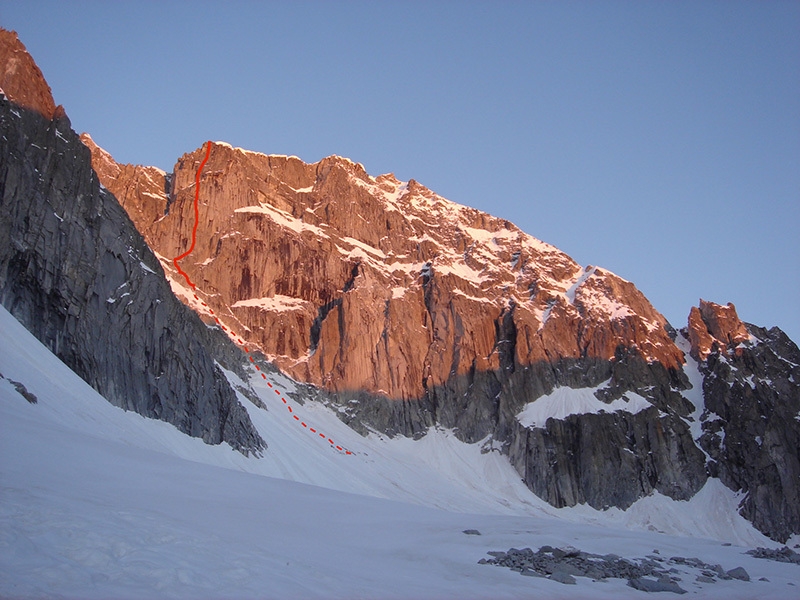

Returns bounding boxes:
[517,382,654,428]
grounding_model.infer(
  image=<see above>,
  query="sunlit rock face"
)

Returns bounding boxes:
[688,299,751,361]
[85,137,683,400]
[0,28,265,456]
[76,47,798,542]
[0,29,57,120]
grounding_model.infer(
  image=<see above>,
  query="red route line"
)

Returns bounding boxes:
[171,141,351,456]
[173,141,211,290]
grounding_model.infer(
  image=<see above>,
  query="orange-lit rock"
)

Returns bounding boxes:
[85,139,686,399]
[0,29,57,120]
[688,299,750,361]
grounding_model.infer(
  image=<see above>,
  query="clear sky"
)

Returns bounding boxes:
[2,1,798,343]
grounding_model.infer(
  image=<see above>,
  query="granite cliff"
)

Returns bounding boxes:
[0,29,265,454]
[82,137,685,393]
[3,28,798,542]
[687,300,800,542]
[86,134,800,541]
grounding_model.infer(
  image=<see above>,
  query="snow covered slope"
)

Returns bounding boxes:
[1,305,798,599]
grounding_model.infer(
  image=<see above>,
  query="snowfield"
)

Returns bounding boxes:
[1,304,798,599]
[515,381,654,427]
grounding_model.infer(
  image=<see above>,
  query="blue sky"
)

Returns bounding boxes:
[3,1,798,342]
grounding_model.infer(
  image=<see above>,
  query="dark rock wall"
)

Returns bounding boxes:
[327,344,707,514]
[325,315,798,545]
[0,95,265,455]
[509,409,707,509]
[698,324,800,542]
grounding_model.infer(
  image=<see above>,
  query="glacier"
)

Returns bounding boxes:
[2,304,798,599]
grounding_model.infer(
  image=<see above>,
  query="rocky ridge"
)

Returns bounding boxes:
[3,27,798,542]
[687,300,800,542]
[85,133,800,541]
[0,29,265,454]
[82,137,685,400]
[479,544,757,593]
[0,29,57,120]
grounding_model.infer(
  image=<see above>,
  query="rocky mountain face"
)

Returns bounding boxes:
[687,300,800,542]
[83,137,685,393]
[3,28,798,542]
[91,134,799,541]
[0,29,56,120]
[0,29,264,455]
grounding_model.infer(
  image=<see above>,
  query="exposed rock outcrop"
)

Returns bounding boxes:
[509,406,706,510]
[6,27,798,542]
[0,29,265,455]
[0,30,57,120]
[480,545,752,592]
[86,139,685,399]
[688,300,750,361]
[80,133,171,233]
[688,301,800,542]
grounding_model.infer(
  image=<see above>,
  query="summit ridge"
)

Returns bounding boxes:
[83,138,683,400]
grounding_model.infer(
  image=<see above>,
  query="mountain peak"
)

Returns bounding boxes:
[0,28,57,120]
[87,138,685,402]
[687,299,751,361]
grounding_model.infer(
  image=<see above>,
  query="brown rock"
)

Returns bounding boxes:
[699,299,750,347]
[687,299,751,361]
[0,28,57,120]
[80,133,170,235]
[687,306,715,362]
[87,139,686,400]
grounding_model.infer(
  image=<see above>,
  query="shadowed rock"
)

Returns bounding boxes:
[0,30,265,455]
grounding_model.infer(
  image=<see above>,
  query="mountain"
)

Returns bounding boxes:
[1,26,798,546]
[81,135,685,393]
[84,136,800,541]
[0,29,264,454]
[7,292,799,599]
[687,300,800,543]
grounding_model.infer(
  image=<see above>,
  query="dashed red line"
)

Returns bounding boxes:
[222,318,351,457]
[235,338,352,455]
[171,141,352,456]
[231,332,352,456]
